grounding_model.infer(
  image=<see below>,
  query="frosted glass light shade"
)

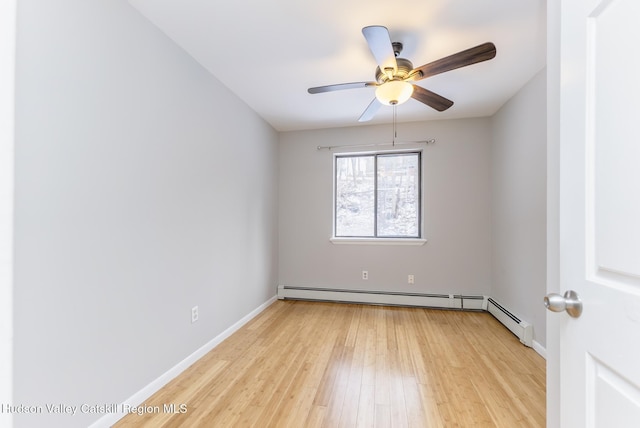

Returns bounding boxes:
[375,80,414,106]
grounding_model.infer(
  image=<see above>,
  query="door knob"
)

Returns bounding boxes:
[544,290,582,318]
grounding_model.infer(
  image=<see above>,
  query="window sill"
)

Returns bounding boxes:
[330,237,427,246]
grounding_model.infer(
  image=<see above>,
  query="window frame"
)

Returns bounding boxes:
[331,149,426,245]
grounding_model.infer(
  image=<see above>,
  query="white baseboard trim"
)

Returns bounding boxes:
[532,340,547,360]
[89,295,277,428]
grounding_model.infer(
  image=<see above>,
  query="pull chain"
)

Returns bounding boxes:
[392,104,397,146]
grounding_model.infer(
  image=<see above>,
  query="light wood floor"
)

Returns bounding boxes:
[116,300,545,427]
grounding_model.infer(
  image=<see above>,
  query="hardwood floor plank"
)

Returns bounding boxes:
[401,376,428,427]
[373,403,391,428]
[387,351,409,428]
[115,301,545,428]
[339,317,367,428]
[321,344,354,427]
[304,404,327,428]
[356,385,375,427]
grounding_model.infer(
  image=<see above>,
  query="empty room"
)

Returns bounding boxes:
[3,0,640,427]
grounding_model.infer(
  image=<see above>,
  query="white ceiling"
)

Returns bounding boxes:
[128,0,546,132]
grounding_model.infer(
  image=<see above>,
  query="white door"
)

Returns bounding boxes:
[555,0,640,426]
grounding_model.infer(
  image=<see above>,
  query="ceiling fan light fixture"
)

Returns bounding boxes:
[375,80,413,106]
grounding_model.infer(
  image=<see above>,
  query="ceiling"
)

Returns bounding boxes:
[128,0,546,132]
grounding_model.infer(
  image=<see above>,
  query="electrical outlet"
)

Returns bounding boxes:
[362,270,369,280]
[191,306,199,323]
[408,275,415,284]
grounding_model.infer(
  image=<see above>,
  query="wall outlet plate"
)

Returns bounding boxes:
[408,275,415,284]
[191,306,199,323]
[362,270,369,280]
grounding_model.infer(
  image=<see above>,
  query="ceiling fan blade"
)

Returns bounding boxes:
[358,98,382,122]
[362,26,397,74]
[308,82,376,94]
[411,85,454,112]
[412,42,496,81]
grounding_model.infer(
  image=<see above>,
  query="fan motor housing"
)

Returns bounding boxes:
[375,58,414,84]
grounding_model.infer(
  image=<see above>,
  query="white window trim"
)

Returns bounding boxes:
[330,237,427,246]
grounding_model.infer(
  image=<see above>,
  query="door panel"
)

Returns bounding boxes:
[586,355,640,426]
[559,0,640,426]
[590,0,640,280]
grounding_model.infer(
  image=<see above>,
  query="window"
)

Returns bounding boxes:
[334,151,421,239]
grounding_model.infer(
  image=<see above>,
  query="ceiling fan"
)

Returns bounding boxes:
[308,25,496,122]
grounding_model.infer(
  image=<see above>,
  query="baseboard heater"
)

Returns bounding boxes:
[277,285,485,311]
[277,286,533,347]
[486,298,533,347]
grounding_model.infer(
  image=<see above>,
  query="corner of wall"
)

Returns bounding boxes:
[0,0,16,425]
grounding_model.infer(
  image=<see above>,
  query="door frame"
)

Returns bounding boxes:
[546,0,561,427]
[0,1,17,427]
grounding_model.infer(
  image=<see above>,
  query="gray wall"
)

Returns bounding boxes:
[279,119,493,296]
[490,69,547,347]
[13,1,278,427]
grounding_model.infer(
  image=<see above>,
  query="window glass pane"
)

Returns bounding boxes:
[376,153,420,237]
[335,156,375,236]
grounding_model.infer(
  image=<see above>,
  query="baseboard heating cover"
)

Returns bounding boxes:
[277,285,485,310]
[486,298,533,347]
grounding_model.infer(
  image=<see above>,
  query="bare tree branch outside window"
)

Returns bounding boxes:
[335,152,420,238]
